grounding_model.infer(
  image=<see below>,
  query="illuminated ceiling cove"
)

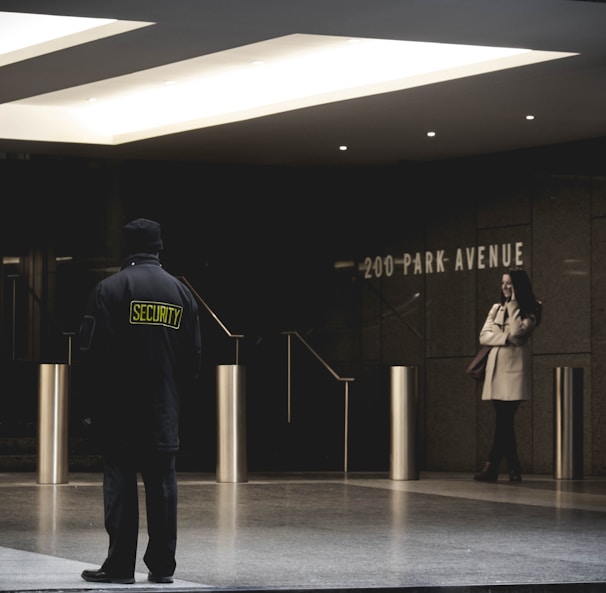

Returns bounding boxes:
[0,1,604,166]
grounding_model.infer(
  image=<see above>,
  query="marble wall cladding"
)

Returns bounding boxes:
[425,358,476,471]
[424,204,477,358]
[532,179,591,354]
[591,211,606,474]
[590,176,606,217]
[476,179,533,229]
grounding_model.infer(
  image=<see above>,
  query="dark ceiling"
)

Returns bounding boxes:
[1,0,605,167]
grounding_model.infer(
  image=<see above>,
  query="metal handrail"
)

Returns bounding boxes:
[282,330,355,473]
[178,276,244,365]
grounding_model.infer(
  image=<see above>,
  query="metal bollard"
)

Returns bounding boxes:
[553,367,583,480]
[390,366,418,480]
[37,363,69,484]
[216,364,248,483]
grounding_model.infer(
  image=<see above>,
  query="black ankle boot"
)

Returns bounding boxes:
[473,462,498,482]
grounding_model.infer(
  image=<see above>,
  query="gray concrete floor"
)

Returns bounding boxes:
[1,471,606,593]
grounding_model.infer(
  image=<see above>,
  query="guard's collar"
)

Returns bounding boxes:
[121,253,161,269]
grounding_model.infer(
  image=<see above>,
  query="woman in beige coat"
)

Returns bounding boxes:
[474,268,542,482]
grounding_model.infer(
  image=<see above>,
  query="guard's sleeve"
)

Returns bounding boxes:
[78,284,114,358]
[79,315,96,352]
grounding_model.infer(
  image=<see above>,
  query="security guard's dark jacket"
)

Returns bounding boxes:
[79,253,201,453]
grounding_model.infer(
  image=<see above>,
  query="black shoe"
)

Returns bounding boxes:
[509,469,522,482]
[148,572,174,583]
[81,569,135,584]
[473,462,498,482]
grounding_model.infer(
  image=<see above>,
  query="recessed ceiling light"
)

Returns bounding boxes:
[0,31,576,146]
[427,131,436,137]
[339,145,348,151]
[526,114,536,120]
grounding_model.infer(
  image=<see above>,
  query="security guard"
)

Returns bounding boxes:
[79,218,201,584]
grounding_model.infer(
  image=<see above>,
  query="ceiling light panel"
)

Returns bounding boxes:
[0,33,577,146]
[0,11,153,67]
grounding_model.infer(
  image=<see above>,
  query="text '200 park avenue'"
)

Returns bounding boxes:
[362,242,523,279]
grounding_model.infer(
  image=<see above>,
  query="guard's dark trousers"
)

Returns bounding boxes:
[101,450,177,579]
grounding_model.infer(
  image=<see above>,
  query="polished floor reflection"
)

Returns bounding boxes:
[1,471,606,592]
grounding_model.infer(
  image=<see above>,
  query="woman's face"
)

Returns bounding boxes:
[501,273,513,300]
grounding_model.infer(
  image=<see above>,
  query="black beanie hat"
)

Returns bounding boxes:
[123,218,163,253]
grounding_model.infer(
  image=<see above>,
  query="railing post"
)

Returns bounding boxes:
[389,365,418,481]
[37,363,69,484]
[343,381,349,473]
[216,364,248,483]
[554,367,583,479]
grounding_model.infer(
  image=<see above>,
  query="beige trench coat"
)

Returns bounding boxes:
[479,300,537,401]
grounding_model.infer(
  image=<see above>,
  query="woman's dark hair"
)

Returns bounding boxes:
[500,268,542,326]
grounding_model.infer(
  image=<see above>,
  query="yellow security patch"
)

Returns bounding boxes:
[130,301,183,329]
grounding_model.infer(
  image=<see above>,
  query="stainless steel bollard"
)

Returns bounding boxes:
[554,367,583,480]
[216,364,248,483]
[37,363,69,484]
[390,366,418,480]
